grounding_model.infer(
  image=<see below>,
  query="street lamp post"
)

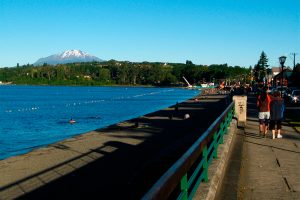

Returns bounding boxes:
[279,56,286,98]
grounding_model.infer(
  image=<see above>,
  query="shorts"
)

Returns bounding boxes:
[269,120,282,130]
[258,112,270,124]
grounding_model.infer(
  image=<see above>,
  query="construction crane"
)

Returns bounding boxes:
[182,76,193,88]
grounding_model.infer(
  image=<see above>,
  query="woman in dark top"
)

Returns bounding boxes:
[270,91,285,139]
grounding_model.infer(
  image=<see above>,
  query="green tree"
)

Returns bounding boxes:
[128,65,139,85]
[98,68,111,83]
[183,60,197,84]
[254,51,269,83]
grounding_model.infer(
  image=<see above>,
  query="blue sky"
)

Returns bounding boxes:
[0,0,299,68]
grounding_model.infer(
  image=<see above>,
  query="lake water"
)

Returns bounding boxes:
[0,85,198,160]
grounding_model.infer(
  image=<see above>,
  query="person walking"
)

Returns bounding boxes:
[257,88,271,137]
[270,91,285,139]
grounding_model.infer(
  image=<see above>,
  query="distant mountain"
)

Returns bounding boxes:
[34,50,104,65]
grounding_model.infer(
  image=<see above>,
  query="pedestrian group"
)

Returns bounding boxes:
[257,88,285,139]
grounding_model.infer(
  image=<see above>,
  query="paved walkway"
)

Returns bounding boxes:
[240,95,300,199]
[216,95,300,200]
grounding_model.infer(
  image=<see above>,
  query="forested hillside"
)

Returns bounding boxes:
[0,60,250,86]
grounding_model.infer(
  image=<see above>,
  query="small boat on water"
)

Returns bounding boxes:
[201,83,214,88]
[0,81,12,85]
[69,119,76,124]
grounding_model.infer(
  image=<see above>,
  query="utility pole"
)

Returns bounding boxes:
[290,53,298,70]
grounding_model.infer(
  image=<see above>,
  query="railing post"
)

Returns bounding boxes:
[180,174,188,200]
[203,145,208,182]
[229,108,233,122]
[225,108,233,131]
[224,110,231,135]
[213,132,218,158]
[219,122,224,144]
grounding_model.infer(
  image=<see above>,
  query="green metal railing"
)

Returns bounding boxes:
[142,102,234,200]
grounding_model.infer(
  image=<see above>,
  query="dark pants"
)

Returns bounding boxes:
[269,120,282,130]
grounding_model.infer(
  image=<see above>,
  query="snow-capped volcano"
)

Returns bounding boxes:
[34,50,103,65]
[61,50,88,58]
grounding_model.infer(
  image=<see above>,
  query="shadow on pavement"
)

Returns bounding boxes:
[1,95,230,200]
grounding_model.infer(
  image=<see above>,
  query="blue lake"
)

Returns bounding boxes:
[0,85,198,160]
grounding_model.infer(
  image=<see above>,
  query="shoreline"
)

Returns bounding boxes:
[0,94,197,161]
[0,91,228,199]
[0,82,186,88]
[0,85,197,160]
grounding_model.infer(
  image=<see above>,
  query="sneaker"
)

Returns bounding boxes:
[277,134,283,139]
[272,134,275,139]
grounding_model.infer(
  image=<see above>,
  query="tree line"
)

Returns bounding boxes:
[0,60,250,86]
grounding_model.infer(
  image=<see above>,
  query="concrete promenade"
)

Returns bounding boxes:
[217,95,300,200]
[1,93,298,200]
[0,94,230,200]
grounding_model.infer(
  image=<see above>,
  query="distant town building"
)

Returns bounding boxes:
[266,67,293,87]
[83,75,91,79]
[266,67,280,84]
[271,67,281,76]
[272,68,293,87]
